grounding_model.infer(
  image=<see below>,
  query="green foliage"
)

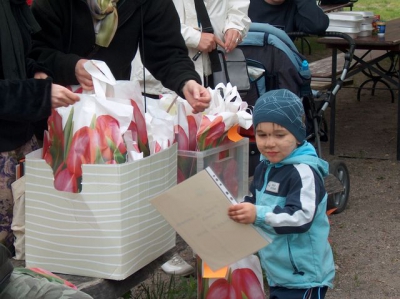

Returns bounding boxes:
[133,273,197,299]
[293,0,400,63]
[352,0,400,21]
[121,291,133,299]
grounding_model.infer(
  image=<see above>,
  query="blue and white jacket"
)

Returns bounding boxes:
[245,142,335,289]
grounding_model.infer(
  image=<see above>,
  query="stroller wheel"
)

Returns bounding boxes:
[327,160,350,214]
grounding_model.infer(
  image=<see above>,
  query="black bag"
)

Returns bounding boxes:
[318,0,350,5]
[194,0,250,92]
[213,48,251,93]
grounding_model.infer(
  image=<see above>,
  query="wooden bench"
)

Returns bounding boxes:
[310,49,386,90]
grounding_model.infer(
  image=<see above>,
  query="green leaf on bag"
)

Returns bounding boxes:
[90,114,97,129]
[113,147,126,164]
[94,147,105,164]
[138,139,150,158]
[64,107,74,160]
[49,140,63,173]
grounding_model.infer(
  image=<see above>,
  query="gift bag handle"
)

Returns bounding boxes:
[83,60,117,99]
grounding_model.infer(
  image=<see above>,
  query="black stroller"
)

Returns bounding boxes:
[238,23,355,213]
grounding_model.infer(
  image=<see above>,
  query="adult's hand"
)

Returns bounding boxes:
[75,59,94,91]
[33,72,48,79]
[182,80,211,114]
[51,84,80,108]
[224,28,242,53]
[197,32,225,52]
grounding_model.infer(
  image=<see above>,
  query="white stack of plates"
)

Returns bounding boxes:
[327,11,375,37]
[326,12,364,38]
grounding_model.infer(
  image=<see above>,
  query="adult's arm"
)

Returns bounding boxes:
[140,0,201,98]
[0,79,52,122]
[30,0,86,86]
[172,0,202,49]
[224,0,251,38]
[294,0,329,34]
[25,57,53,79]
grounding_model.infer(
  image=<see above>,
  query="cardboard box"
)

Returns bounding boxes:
[150,168,270,271]
[178,138,249,200]
[24,145,177,280]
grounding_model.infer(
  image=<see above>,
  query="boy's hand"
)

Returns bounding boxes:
[228,203,256,224]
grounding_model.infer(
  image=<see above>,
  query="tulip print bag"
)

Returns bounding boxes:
[197,254,266,299]
[43,61,136,193]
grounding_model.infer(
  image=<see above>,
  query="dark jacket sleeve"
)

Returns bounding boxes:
[30,0,83,86]
[140,0,201,97]
[294,0,329,34]
[0,78,52,122]
[26,57,54,79]
[30,0,201,97]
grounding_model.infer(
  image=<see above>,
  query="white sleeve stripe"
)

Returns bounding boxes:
[266,164,316,227]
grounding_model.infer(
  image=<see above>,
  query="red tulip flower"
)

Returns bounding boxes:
[95,115,127,163]
[187,115,198,151]
[197,116,227,151]
[128,99,150,157]
[44,109,65,173]
[66,126,98,179]
[176,125,189,151]
[206,279,237,299]
[205,268,265,299]
[54,164,79,193]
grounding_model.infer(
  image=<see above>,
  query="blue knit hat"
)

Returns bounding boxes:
[252,89,306,142]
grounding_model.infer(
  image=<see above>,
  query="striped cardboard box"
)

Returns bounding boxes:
[24,144,177,280]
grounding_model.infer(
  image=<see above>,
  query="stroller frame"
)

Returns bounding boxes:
[239,24,356,213]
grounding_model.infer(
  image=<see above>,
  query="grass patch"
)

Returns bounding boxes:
[292,0,400,62]
[131,273,197,299]
[352,0,400,21]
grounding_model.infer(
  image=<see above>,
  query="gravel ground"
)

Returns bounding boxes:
[319,79,400,298]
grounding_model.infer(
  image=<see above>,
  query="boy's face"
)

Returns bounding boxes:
[255,122,299,164]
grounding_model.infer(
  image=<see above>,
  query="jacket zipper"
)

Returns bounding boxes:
[287,237,305,276]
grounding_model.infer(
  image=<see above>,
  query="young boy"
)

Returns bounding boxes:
[228,89,335,299]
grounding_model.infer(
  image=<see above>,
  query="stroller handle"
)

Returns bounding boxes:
[316,32,356,115]
[320,31,356,75]
[286,31,355,77]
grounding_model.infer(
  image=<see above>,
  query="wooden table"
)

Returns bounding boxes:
[317,18,400,159]
[320,2,354,13]
[295,2,354,54]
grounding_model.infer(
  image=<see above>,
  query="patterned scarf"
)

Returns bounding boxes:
[87,0,119,47]
[0,0,41,79]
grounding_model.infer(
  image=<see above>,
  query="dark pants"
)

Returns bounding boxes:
[269,286,328,299]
